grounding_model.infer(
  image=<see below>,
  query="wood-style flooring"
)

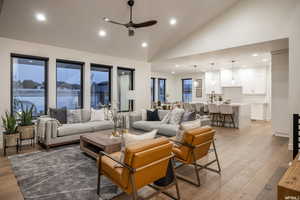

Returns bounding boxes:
[0,121,291,200]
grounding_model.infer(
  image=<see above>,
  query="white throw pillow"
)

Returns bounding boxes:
[169,108,185,125]
[180,119,202,131]
[67,109,82,124]
[124,129,158,146]
[115,130,158,168]
[161,111,171,124]
[90,109,105,121]
[141,109,147,121]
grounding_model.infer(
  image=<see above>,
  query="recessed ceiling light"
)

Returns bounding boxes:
[252,53,258,57]
[175,64,179,68]
[262,58,268,62]
[141,42,148,48]
[242,65,247,68]
[98,30,107,37]
[103,17,110,22]
[35,13,46,22]
[169,18,177,26]
[171,71,175,74]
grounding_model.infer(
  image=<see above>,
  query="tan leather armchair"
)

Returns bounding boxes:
[171,127,221,187]
[97,137,181,200]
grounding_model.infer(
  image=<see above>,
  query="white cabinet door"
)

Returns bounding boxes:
[240,67,266,94]
[220,69,242,87]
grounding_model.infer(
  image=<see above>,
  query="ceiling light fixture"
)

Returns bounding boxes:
[231,60,236,85]
[193,65,199,87]
[171,71,175,74]
[98,30,107,37]
[169,18,177,26]
[252,53,258,57]
[141,42,148,48]
[262,58,268,62]
[35,13,46,22]
[175,64,179,68]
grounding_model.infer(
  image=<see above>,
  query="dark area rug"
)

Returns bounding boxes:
[8,145,122,200]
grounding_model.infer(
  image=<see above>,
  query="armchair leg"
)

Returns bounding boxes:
[97,155,102,196]
[213,140,221,174]
[130,173,138,200]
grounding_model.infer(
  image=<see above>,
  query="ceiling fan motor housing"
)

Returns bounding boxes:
[128,0,134,7]
[128,29,135,36]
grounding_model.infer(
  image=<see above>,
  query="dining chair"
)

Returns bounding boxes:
[219,104,235,128]
[208,104,221,126]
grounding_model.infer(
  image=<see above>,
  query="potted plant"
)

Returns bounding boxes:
[1,111,19,155]
[16,104,35,146]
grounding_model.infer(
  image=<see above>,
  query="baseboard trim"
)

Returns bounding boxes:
[273,132,289,138]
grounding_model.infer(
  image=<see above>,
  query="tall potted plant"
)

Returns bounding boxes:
[2,111,19,155]
[16,104,35,146]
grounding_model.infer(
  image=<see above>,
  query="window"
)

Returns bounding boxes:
[182,79,193,102]
[151,78,156,102]
[90,64,111,109]
[158,78,166,103]
[11,54,48,117]
[117,67,134,112]
[56,59,84,109]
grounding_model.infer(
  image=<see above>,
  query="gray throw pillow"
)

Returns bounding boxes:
[81,109,91,122]
[67,109,82,124]
[181,111,196,122]
[169,108,185,125]
[49,107,67,124]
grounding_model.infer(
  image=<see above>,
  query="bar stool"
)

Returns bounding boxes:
[219,104,235,128]
[208,104,220,126]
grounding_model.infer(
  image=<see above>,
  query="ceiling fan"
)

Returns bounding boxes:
[103,0,157,36]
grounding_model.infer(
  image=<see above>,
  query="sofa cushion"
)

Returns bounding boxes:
[57,123,94,137]
[158,124,179,137]
[132,121,162,132]
[67,109,82,124]
[87,120,114,131]
[169,108,185,125]
[49,107,67,124]
[146,109,160,121]
[158,110,170,121]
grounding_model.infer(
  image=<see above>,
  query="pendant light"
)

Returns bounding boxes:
[210,62,216,86]
[231,60,236,85]
[193,65,199,87]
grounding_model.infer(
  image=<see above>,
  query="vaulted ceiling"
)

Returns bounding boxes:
[0,0,239,61]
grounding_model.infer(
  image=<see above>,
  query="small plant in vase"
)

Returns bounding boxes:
[16,104,35,148]
[1,112,19,155]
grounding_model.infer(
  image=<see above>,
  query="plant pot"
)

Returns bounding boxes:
[3,133,19,147]
[17,125,35,140]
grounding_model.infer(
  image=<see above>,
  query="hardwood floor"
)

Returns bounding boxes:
[0,121,291,200]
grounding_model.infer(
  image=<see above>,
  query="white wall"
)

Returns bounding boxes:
[150,71,178,102]
[154,0,300,149]
[271,49,289,137]
[0,37,151,146]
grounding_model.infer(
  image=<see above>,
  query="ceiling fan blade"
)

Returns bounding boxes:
[103,17,126,27]
[132,20,157,28]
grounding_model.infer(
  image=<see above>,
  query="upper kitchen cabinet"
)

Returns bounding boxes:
[240,67,266,94]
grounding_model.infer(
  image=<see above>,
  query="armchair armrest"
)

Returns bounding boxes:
[99,151,135,172]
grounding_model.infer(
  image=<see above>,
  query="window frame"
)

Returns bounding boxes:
[182,78,193,103]
[117,67,135,112]
[151,77,156,102]
[56,59,84,109]
[90,63,112,108]
[10,53,49,117]
[158,78,166,103]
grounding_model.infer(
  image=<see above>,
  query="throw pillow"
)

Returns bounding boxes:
[147,109,160,121]
[161,111,171,124]
[181,111,196,122]
[115,130,158,168]
[81,109,91,122]
[180,119,202,131]
[91,109,105,121]
[141,109,147,121]
[49,107,67,124]
[67,109,82,124]
[169,108,185,125]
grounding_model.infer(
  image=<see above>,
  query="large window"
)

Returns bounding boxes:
[11,54,48,117]
[90,64,111,109]
[182,79,192,102]
[118,67,134,112]
[56,60,83,109]
[158,78,166,103]
[151,78,156,102]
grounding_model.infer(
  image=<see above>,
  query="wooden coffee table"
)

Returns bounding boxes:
[80,130,122,159]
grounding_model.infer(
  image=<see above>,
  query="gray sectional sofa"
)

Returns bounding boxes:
[37,109,114,149]
[130,110,211,137]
